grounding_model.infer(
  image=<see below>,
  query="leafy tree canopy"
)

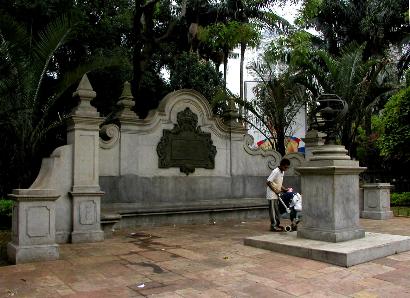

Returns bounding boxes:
[374,86,410,161]
[296,0,410,61]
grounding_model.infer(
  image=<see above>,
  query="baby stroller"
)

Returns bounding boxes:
[278,192,302,232]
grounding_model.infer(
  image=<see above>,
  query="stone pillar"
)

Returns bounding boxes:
[7,189,59,264]
[67,74,104,243]
[296,145,366,242]
[361,183,393,219]
[114,81,139,176]
[115,81,138,122]
[302,130,326,161]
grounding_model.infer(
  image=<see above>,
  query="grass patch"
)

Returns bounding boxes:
[391,206,410,217]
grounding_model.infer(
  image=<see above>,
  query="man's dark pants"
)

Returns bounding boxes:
[268,199,281,228]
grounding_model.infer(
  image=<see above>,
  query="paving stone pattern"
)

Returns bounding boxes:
[1,217,410,297]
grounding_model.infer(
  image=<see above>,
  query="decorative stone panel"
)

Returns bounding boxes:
[361,183,393,220]
[7,189,59,264]
[157,107,217,175]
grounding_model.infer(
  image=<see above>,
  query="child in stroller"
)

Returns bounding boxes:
[278,191,302,231]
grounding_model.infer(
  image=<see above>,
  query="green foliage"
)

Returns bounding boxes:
[169,52,223,101]
[391,193,410,206]
[197,21,243,64]
[295,0,323,27]
[0,12,128,195]
[246,52,309,155]
[0,199,13,217]
[391,206,410,217]
[375,86,410,161]
[296,43,392,148]
[236,23,261,47]
[353,125,385,169]
[0,15,74,190]
[296,0,409,59]
[198,21,260,55]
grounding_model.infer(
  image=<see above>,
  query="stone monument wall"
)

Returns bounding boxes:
[9,77,304,261]
[98,89,303,223]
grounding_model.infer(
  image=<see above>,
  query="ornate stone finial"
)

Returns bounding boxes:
[119,81,133,100]
[115,81,138,121]
[223,98,243,130]
[310,94,348,144]
[71,74,99,117]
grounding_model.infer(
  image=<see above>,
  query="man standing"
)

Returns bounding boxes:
[266,158,290,231]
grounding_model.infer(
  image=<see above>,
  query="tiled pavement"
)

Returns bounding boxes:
[1,217,410,297]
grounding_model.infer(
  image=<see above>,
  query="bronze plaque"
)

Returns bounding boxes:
[157,108,217,175]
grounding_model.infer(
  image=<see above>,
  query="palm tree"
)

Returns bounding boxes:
[244,54,308,156]
[221,0,291,106]
[0,14,126,194]
[305,44,394,151]
[197,21,242,89]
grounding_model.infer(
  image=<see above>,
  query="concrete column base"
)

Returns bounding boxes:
[7,189,60,264]
[71,230,104,243]
[56,231,71,244]
[295,145,366,243]
[8,242,59,264]
[298,226,365,243]
[245,232,410,267]
[70,191,104,243]
[361,210,393,220]
[362,183,393,220]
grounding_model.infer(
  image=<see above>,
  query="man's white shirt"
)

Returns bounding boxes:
[266,167,284,200]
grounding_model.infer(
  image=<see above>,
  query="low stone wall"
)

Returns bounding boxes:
[100,175,266,205]
[9,79,305,264]
[98,89,303,226]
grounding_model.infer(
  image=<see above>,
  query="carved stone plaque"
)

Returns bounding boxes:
[80,200,96,225]
[157,107,217,175]
[27,206,50,237]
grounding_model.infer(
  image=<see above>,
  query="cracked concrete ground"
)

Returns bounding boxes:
[1,217,410,297]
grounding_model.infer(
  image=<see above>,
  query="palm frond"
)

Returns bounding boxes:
[0,13,30,56]
[256,10,294,34]
[54,52,131,101]
[31,15,73,108]
[30,51,131,145]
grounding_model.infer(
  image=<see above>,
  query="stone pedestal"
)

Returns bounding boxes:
[67,74,104,243]
[245,232,410,267]
[361,183,393,220]
[71,191,104,243]
[245,144,410,267]
[296,145,366,242]
[7,189,59,264]
[302,130,326,161]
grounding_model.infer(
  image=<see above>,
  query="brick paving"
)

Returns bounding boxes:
[1,217,410,297]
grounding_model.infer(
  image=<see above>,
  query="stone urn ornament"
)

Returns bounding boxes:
[310,94,348,144]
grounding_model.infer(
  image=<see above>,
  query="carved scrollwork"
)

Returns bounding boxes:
[243,134,282,170]
[283,152,305,175]
[99,124,120,149]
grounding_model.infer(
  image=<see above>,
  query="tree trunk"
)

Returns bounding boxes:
[342,119,353,153]
[276,125,286,157]
[132,1,144,99]
[277,133,286,157]
[239,42,246,117]
[364,109,372,136]
[223,49,228,90]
